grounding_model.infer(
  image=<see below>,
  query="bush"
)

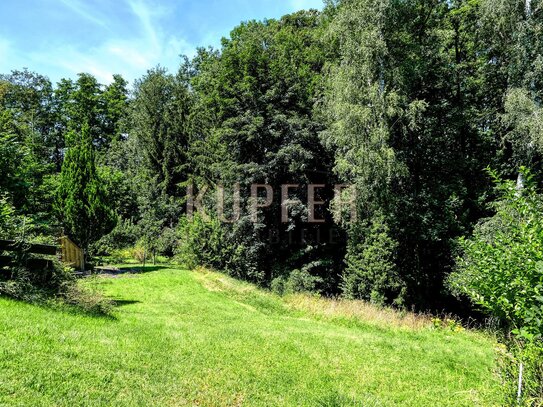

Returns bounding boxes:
[285,269,322,294]
[449,168,543,404]
[272,269,323,296]
[92,218,139,255]
[101,248,133,264]
[0,241,112,315]
[448,168,543,341]
[131,243,147,263]
[0,246,74,302]
[220,217,264,283]
[0,195,16,236]
[158,227,178,257]
[341,215,404,306]
[60,281,114,315]
[175,213,225,269]
[271,276,287,295]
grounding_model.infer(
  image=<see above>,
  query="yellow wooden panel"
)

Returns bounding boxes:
[59,236,84,271]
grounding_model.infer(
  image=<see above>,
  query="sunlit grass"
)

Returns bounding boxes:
[0,266,502,406]
[195,267,432,331]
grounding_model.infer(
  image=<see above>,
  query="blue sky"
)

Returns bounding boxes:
[0,0,323,85]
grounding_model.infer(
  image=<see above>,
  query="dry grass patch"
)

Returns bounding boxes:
[194,267,432,331]
[284,294,432,331]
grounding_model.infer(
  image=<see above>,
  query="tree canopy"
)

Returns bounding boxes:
[1,0,543,312]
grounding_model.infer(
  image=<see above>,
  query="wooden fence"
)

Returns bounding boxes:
[0,237,84,271]
[59,236,84,271]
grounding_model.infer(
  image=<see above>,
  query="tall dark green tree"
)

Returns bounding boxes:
[56,123,116,255]
[102,74,130,143]
[131,67,193,197]
[0,70,57,220]
[322,0,499,308]
[185,10,344,289]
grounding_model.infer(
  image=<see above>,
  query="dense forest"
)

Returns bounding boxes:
[1,0,543,333]
[2,0,543,401]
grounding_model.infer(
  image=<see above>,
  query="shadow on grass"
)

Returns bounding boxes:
[124,265,168,273]
[0,292,118,320]
[111,299,141,307]
[95,265,169,276]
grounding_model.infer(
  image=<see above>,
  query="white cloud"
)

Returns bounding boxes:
[59,0,108,27]
[1,0,330,84]
[164,36,196,60]
[107,41,153,68]
[27,35,193,85]
[21,0,196,84]
[127,0,161,50]
[34,45,119,84]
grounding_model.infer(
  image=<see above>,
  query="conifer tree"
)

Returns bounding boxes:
[56,123,115,257]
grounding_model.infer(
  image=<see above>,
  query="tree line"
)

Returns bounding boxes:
[1,0,542,319]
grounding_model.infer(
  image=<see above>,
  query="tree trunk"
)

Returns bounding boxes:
[516,171,525,193]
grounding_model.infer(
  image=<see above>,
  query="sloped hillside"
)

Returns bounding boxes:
[0,267,502,406]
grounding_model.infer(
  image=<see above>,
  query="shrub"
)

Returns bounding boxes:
[92,218,139,255]
[0,195,16,236]
[131,243,147,263]
[220,217,264,283]
[272,269,323,296]
[448,168,543,404]
[176,214,264,282]
[271,276,287,295]
[102,248,133,264]
[448,168,543,341]
[285,269,322,294]
[341,215,404,306]
[0,241,112,315]
[175,213,225,269]
[156,227,178,257]
[0,244,74,302]
[59,281,114,315]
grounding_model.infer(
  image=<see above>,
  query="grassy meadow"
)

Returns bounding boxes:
[0,266,502,406]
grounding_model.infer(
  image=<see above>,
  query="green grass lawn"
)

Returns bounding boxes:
[0,266,502,406]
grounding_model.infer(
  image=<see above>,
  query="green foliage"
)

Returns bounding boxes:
[131,67,192,196]
[503,88,543,165]
[320,0,407,199]
[102,74,129,143]
[449,168,543,341]
[187,10,341,288]
[3,0,543,320]
[0,247,112,315]
[56,124,116,252]
[137,191,184,259]
[0,75,55,218]
[176,214,264,282]
[93,218,139,254]
[431,317,465,333]
[176,214,226,270]
[342,215,404,306]
[496,340,543,405]
[320,0,512,307]
[0,256,72,303]
[0,195,16,236]
[57,73,128,149]
[272,268,323,295]
[0,238,106,313]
